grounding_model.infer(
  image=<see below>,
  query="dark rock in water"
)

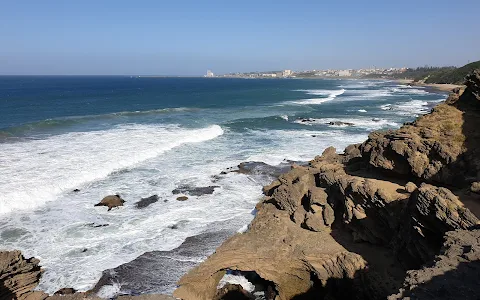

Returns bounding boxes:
[135,195,159,209]
[300,118,315,123]
[213,283,255,300]
[94,194,125,211]
[91,230,235,296]
[234,161,295,178]
[176,196,189,201]
[164,199,168,203]
[217,161,308,187]
[168,224,179,230]
[81,248,88,253]
[54,287,77,295]
[327,121,354,126]
[73,188,80,192]
[172,185,219,197]
[86,223,109,228]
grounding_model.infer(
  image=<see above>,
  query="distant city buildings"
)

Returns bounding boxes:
[282,69,292,77]
[338,69,352,77]
[205,70,214,77]
[217,67,407,79]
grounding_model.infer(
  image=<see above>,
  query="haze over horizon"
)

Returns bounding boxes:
[1,0,479,75]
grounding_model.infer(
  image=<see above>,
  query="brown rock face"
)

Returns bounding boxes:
[389,229,480,300]
[213,283,255,300]
[393,183,478,268]
[359,69,480,188]
[94,194,125,211]
[53,288,77,295]
[175,70,480,300]
[0,250,47,300]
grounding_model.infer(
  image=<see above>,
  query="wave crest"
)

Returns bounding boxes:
[0,124,223,214]
[288,89,345,105]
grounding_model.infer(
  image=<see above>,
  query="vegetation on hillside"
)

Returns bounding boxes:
[392,60,480,84]
[390,66,456,81]
[424,61,480,84]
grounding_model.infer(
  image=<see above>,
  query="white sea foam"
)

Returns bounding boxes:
[293,118,399,130]
[380,100,437,116]
[358,109,367,113]
[394,100,430,115]
[0,124,224,214]
[289,89,345,105]
[344,89,394,99]
[96,282,121,298]
[1,123,373,294]
[280,115,289,121]
[389,87,429,95]
[245,129,368,165]
[379,98,446,117]
[218,274,255,292]
[1,134,263,293]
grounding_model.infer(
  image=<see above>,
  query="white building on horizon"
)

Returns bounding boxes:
[282,69,292,77]
[338,69,352,77]
[205,70,214,77]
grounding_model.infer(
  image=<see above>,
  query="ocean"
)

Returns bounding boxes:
[0,76,446,295]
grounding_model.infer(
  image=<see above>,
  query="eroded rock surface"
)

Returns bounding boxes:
[175,70,480,300]
[0,250,47,300]
[389,229,480,300]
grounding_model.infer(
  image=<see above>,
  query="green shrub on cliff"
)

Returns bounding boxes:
[424,60,480,84]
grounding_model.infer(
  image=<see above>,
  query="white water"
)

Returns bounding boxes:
[0,123,368,294]
[293,117,399,130]
[289,89,345,105]
[218,274,255,292]
[0,124,224,214]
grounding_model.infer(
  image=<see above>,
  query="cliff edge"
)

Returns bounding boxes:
[174,70,480,300]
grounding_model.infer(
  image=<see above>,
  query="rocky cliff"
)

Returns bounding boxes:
[2,71,480,300]
[174,70,480,300]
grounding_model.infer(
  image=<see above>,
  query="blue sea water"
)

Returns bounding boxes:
[0,76,446,295]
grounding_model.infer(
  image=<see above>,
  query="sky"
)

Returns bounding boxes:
[0,0,479,75]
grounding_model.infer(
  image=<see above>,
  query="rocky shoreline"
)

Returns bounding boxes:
[1,70,479,299]
[174,70,480,299]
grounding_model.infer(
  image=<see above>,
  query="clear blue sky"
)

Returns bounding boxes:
[1,0,479,75]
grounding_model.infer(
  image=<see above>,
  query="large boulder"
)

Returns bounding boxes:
[94,194,125,211]
[135,195,159,209]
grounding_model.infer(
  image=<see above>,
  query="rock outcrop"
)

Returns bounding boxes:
[94,194,125,211]
[0,250,47,300]
[174,70,480,299]
[390,228,480,300]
